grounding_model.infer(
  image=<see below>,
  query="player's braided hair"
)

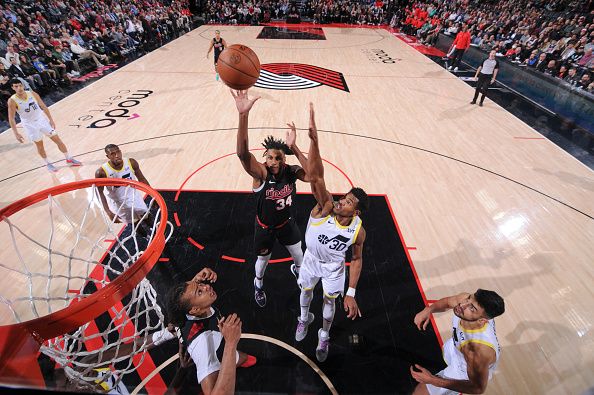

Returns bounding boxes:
[166,282,192,328]
[262,135,293,155]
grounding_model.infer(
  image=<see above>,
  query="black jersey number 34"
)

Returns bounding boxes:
[275,195,293,210]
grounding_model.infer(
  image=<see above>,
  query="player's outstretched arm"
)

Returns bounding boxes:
[130,158,150,186]
[7,98,24,143]
[306,103,333,212]
[286,121,311,182]
[411,343,492,394]
[231,89,266,181]
[414,293,470,331]
[344,227,366,319]
[201,314,242,395]
[207,39,214,58]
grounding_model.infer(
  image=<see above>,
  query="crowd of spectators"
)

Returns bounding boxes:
[398,0,594,92]
[203,0,399,26]
[0,0,192,119]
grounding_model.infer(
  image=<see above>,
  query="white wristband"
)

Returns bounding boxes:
[346,287,356,297]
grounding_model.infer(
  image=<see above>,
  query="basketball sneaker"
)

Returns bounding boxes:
[67,158,82,166]
[240,354,257,368]
[46,163,58,173]
[295,312,314,341]
[253,278,266,307]
[290,263,300,280]
[316,329,330,362]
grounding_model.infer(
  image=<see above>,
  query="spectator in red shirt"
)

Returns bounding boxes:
[448,24,471,71]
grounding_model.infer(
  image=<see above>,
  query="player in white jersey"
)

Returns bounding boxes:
[7,79,82,172]
[291,102,369,362]
[411,289,505,395]
[95,144,150,224]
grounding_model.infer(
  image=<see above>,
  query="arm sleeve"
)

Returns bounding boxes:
[151,328,176,346]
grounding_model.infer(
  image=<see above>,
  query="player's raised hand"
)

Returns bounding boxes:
[344,295,362,320]
[218,313,242,346]
[414,307,432,331]
[308,102,318,141]
[286,121,297,148]
[231,89,260,115]
[410,364,435,384]
[193,267,217,283]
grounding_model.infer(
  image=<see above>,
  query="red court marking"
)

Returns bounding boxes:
[221,255,246,263]
[158,258,170,262]
[427,299,437,304]
[187,237,205,250]
[104,239,116,243]
[269,257,293,263]
[174,152,237,201]
[407,246,417,250]
[87,268,166,394]
[513,137,546,140]
[175,149,355,255]
[67,289,80,294]
[384,195,444,347]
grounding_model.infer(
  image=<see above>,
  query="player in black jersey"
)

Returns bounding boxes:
[207,30,227,81]
[231,89,311,307]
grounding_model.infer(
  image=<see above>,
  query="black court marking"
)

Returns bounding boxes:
[198,26,388,50]
[257,26,327,40]
[1,127,591,221]
[132,191,445,394]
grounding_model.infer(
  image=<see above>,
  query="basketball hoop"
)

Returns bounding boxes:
[0,179,171,390]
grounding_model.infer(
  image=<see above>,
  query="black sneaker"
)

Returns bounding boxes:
[253,278,266,307]
[470,100,476,104]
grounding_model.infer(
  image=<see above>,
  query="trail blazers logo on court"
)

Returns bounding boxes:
[255,63,349,92]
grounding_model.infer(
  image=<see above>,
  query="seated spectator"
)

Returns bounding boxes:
[577,73,591,89]
[560,41,577,61]
[56,45,80,76]
[564,68,580,85]
[557,65,569,79]
[535,53,548,71]
[31,54,57,86]
[578,47,593,68]
[8,56,42,91]
[544,60,557,75]
[43,49,69,83]
[69,38,108,68]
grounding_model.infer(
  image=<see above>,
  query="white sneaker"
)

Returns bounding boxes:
[454,67,459,71]
[447,66,453,70]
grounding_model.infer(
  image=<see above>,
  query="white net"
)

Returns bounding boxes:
[0,182,173,391]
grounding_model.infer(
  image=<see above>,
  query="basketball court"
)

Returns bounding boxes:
[0,25,593,394]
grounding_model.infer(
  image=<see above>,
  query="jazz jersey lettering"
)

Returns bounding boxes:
[100,158,148,223]
[305,214,362,264]
[445,314,501,379]
[10,92,46,124]
[253,164,299,227]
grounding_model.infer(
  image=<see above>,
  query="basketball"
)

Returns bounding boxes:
[217,44,261,90]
